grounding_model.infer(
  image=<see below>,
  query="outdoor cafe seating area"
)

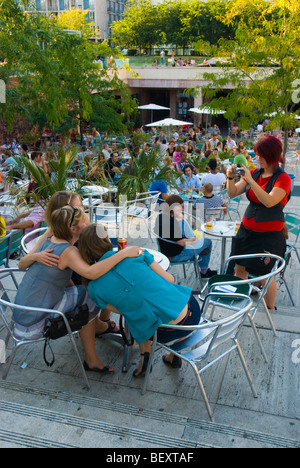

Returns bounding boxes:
[0,123,299,446]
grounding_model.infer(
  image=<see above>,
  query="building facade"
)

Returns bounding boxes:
[19,0,127,39]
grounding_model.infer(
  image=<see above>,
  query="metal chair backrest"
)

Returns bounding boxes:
[285,212,300,244]
[142,293,256,421]
[0,268,89,388]
[21,227,48,254]
[218,253,285,311]
[165,293,251,359]
[204,206,226,220]
[9,229,24,257]
[124,192,160,220]
[0,232,12,268]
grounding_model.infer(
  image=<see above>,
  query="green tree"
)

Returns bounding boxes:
[0,1,136,141]
[193,0,300,160]
[111,0,160,53]
[111,0,234,53]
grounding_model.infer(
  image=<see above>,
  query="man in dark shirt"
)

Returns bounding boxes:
[154,194,217,278]
[103,152,124,182]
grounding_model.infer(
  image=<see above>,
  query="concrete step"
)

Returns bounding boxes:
[0,379,299,448]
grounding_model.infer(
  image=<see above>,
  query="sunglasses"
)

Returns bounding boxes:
[69,206,78,227]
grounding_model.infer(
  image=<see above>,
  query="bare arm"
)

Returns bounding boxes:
[60,245,142,280]
[7,220,33,231]
[18,227,54,270]
[242,165,287,208]
[177,237,198,246]
[149,260,175,283]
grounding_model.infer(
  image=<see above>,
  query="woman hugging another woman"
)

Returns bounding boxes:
[16,199,141,373]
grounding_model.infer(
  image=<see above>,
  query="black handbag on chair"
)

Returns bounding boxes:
[43,304,89,367]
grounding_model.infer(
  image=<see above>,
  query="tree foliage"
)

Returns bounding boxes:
[193,0,300,158]
[111,0,235,51]
[0,1,136,139]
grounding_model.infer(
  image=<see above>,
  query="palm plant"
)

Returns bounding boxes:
[117,146,177,201]
[20,145,80,203]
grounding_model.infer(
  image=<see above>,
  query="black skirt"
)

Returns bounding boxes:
[229,224,286,276]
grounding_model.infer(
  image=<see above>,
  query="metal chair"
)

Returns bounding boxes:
[152,210,204,288]
[0,232,18,287]
[204,206,227,221]
[21,227,48,254]
[152,227,203,288]
[142,292,256,422]
[284,211,300,264]
[8,229,25,259]
[277,245,295,306]
[200,253,285,363]
[94,203,124,239]
[0,268,90,388]
[226,196,242,221]
[123,192,160,241]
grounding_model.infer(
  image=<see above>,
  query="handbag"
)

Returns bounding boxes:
[119,314,134,347]
[43,304,89,367]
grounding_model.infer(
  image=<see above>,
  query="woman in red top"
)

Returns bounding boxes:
[226,135,291,311]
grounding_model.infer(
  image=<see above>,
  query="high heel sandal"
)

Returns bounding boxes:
[133,352,151,378]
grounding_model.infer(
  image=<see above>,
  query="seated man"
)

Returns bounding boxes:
[149,179,168,206]
[103,152,124,183]
[232,149,248,168]
[176,164,201,193]
[31,151,48,174]
[6,201,45,242]
[193,183,227,217]
[154,194,217,278]
[177,151,199,175]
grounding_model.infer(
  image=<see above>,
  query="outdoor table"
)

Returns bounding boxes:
[113,247,169,271]
[201,220,238,273]
[145,248,170,271]
[180,191,202,202]
[81,185,109,220]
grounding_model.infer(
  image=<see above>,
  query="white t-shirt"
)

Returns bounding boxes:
[201,172,226,186]
[227,139,236,149]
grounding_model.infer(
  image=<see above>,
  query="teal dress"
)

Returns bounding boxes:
[88,249,192,343]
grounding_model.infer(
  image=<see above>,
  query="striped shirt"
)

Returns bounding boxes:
[193,194,225,210]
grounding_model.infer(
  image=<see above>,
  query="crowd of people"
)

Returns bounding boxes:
[0,125,293,379]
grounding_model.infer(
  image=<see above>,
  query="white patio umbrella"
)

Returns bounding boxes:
[138,103,170,122]
[138,103,170,110]
[188,106,226,115]
[295,128,300,133]
[145,118,193,127]
[188,106,226,131]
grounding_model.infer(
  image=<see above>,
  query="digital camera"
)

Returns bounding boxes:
[234,167,245,176]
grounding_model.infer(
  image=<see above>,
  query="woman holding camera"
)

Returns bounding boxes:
[226,135,291,311]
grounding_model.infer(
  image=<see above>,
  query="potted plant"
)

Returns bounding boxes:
[20,145,81,203]
[117,146,177,201]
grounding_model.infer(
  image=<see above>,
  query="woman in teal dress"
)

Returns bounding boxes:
[78,223,202,377]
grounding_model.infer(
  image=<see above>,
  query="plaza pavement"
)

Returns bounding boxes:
[0,176,299,449]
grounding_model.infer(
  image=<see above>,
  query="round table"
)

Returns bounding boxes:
[180,191,202,202]
[113,247,170,271]
[81,185,110,220]
[145,248,170,271]
[201,220,237,272]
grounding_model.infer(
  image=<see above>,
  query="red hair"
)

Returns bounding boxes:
[254,135,283,167]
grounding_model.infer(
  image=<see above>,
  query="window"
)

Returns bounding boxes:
[47,0,58,11]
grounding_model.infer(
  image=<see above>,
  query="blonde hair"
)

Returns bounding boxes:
[50,205,85,242]
[45,191,81,224]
